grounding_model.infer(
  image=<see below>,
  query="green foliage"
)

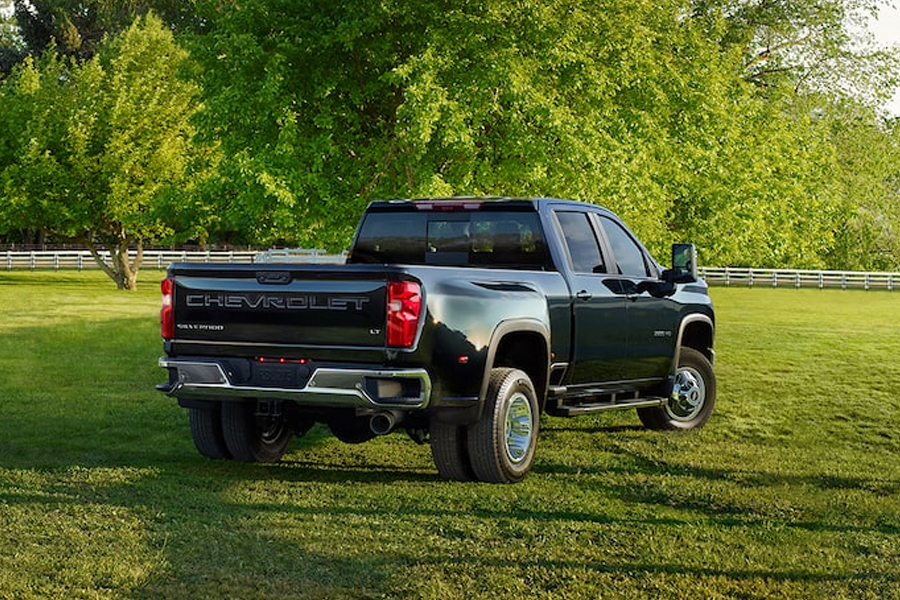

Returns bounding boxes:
[693,0,898,105]
[0,13,212,288]
[185,1,710,251]
[9,0,203,60]
[186,0,900,266]
[0,3,24,74]
[826,103,900,269]
[667,93,848,268]
[2,0,900,267]
[185,0,416,248]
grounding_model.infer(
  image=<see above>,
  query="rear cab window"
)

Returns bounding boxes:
[350,202,553,271]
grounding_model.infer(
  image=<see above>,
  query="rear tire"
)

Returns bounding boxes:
[467,368,539,484]
[638,347,716,430]
[430,420,475,481]
[189,403,231,459]
[221,401,293,462]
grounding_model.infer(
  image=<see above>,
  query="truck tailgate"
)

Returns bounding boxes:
[168,265,390,348]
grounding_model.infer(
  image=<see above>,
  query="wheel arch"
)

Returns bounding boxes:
[481,320,551,411]
[676,314,715,365]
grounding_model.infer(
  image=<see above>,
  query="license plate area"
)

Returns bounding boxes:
[250,362,312,389]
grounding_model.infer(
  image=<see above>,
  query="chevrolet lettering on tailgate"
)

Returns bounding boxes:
[185,292,371,311]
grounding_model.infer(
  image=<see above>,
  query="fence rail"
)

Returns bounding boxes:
[3,252,900,290]
[0,249,345,271]
[699,267,900,291]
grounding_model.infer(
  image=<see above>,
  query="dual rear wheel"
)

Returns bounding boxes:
[431,368,540,484]
[188,400,302,463]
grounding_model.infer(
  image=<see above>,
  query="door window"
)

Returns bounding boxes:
[555,211,606,274]
[599,216,649,278]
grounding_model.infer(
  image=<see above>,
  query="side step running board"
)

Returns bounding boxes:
[548,396,667,417]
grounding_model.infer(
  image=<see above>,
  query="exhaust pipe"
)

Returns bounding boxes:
[370,411,403,436]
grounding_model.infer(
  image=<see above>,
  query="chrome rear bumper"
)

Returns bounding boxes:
[157,357,432,409]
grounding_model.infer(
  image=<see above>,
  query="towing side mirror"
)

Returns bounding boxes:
[662,243,698,284]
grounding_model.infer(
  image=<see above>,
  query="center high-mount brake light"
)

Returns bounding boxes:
[160,277,174,340]
[414,201,483,211]
[387,281,422,348]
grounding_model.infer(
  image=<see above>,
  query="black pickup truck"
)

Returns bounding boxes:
[158,198,715,483]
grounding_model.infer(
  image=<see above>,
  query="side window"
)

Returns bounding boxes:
[555,211,605,274]
[599,216,649,278]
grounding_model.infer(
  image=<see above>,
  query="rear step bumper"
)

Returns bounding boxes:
[157,357,432,409]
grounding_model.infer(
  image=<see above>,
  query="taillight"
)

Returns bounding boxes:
[387,281,422,348]
[160,277,174,340]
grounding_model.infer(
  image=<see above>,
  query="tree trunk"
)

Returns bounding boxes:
[82,236,144,291]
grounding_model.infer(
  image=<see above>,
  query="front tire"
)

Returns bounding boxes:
[221,401,293,462]
[638,347,716,430]
[467,368,539,484]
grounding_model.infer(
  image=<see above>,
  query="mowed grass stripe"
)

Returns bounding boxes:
[0,272,898,599]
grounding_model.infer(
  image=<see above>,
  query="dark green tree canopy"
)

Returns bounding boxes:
[2,0,900,285]
[9,0,201,61]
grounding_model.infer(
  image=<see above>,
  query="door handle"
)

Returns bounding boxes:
[576,290,592,301]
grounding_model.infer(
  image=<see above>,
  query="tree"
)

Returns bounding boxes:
[188,0,868,266]
[7,0,202,66]
[682,0,900,269]
[0,1,25,74]
[825,104,900,270]
[4,0,894,271]
[691,0,898,106]
[0,13,210,289]
[188,0,735,254]
[185,0,425,250]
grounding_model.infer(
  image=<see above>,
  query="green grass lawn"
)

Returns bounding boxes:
[1,271,899,599]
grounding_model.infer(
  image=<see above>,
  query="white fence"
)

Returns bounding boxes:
[699,267,900,291]
[4,252,900,290]
[0,249,345,271]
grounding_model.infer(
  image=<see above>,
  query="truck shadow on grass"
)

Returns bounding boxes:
[2,317,900,598]
[5,426,900,599]
[6,448,900,599]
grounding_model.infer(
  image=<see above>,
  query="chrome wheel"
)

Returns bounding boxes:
[504,392,535,465]
[667,365,706,422]
[637,347,716,431]
[467,368,540,483]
